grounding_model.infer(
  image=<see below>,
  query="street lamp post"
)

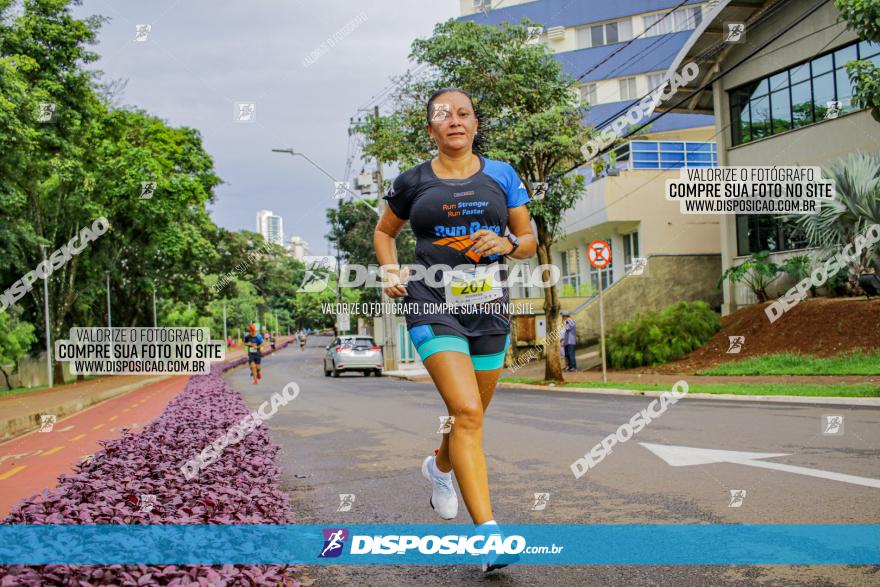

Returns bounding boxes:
[223,300,228,345]
[152,283,158,328]
[40,245,52,388]
[106,273,113,362]
[106,273,112,329]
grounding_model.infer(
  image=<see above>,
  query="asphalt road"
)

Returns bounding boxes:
[228,337,880,587]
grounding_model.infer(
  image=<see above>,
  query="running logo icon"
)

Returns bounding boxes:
[39,414,57,432]
[822,415,844,435]
[140,181,157,200]
[724,22,746,43]
[137,494,157,513]
[319,528,349,558]
[437,416,455,434]
[37,102,56,123]
[531,492,550,511]
[298,256,334,293]
[337,494,355,512]
[728,490,747,508]
[726,336,745,354]
[825,100,842,119]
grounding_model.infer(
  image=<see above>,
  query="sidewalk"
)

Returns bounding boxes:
[384,367,429,380]
[0,374,174,443]
[0,343,259,442]
[0,338,292,518]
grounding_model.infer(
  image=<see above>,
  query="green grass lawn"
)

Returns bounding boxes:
[0,383,51,398]
[499,377,880,397]
[0,376,95,398]
[698,352,880,376]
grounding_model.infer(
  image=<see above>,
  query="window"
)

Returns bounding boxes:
[643,7,701,37]
[735,217,809,256]
[622,232,640,271]
[560,249,587,296]
[618,19,633,42]
[590,24,604,47]
[580,83,598,105]
[630,141,717,169]
[729,40,876,146]
[643,13,670,36]
[647,73,665,93]
[619,77,637,101]
[577,18,632,49]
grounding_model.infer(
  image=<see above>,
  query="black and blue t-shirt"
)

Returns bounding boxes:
[384,155,530,337]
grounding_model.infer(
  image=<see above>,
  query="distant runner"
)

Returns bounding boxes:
[270,331,277,351]
[243,324,264,384]
[298,330,307,351]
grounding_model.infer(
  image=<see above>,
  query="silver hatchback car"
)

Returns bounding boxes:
[323,335,384,377]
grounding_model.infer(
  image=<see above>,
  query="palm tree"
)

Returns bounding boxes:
[793,151,880,293]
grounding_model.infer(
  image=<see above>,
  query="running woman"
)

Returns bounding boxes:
[243,324,263,384]
[373,88,536,572]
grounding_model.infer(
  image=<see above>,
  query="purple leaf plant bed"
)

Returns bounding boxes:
[1,342,300,586]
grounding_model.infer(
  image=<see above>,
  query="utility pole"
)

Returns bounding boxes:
[152,283,158,328]
[223,300,228,345]
[40,245,52,388]
[106,273,112,329]
[106,273,113,363]
[371,105,396,371]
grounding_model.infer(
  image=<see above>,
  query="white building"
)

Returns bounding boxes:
[287,236,309,261]
[256,209,283,246]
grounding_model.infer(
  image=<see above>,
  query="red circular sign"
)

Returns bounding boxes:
[587,240,611,269]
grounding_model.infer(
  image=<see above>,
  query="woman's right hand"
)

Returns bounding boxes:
[382,266,410,298]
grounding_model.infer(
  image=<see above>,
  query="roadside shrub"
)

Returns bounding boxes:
[607,301,721,369]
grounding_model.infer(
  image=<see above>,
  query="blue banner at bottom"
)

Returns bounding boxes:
[0,524,877,565]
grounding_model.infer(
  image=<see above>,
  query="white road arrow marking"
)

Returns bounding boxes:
[640,442,880,489]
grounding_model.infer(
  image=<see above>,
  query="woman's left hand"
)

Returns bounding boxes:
[470,229,511,257]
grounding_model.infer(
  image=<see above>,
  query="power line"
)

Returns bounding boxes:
[559,0,831,176]
[562,8,846,232]
[585,0,796,136]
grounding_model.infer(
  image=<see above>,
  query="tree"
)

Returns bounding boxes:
[792,151,880,293]
[718,251,812,302]
[326,198,416,303]
[836,0,880,121]
[360,19,592,381]
[0,0,223,382]
[0,309,37,389]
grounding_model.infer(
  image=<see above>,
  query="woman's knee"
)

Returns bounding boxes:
[450,400,483,431]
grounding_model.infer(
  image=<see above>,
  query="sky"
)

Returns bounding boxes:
[72,0,463,256]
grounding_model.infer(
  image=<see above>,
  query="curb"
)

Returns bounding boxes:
[0,339,295,444]
[0,375,172,443]
[497,382,880,406]
[384,371,429,381]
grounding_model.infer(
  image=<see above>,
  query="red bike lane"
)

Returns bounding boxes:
[0,375,189,518]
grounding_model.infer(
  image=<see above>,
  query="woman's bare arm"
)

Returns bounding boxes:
[373,207,409,298]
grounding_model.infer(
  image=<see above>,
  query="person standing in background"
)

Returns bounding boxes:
[561,311,577,372]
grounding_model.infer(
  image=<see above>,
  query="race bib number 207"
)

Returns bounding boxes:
[443,266,503,307]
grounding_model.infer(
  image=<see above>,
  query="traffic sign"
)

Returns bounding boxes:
[587,240,611,269]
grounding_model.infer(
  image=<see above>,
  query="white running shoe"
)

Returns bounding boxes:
[421,455,458,520]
